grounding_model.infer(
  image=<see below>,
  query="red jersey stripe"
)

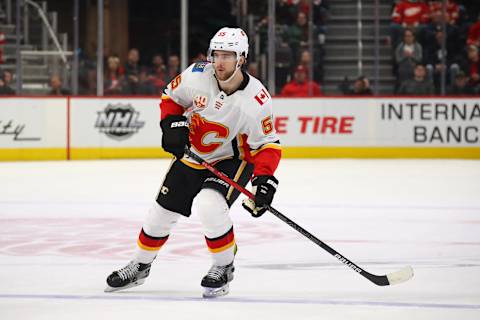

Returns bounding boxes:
[160,97,184,120]
[252,147,282,176]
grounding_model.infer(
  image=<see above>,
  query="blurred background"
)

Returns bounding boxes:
[1,0,479,97]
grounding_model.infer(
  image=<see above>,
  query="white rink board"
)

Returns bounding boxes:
[1,97,479,160]
[70,98,162,148]
[274,98,480,147]
[0,98,67,148]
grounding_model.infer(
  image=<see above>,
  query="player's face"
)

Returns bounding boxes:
[212,50,238,81]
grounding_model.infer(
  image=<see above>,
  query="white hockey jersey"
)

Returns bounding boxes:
[161,62,281,175]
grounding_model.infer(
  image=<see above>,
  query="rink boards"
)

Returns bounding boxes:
[0,96,479,160]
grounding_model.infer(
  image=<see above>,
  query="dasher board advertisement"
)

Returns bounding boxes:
[70,98,161,147]
[0,98,67,160]
[69,98,166,159]
[274,98,480,147]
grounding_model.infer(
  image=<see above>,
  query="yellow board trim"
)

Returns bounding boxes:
[0,148,67,161]
[2,146,480,161]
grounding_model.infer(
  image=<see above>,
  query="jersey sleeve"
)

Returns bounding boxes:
[244,98,282,177]
[159,64,196,120]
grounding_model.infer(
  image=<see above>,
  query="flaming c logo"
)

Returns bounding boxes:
[189,113,229,153]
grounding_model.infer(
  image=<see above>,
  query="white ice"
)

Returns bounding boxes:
[1,158,480,320]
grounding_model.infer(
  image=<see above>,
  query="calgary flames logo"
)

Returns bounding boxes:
[189,113,229,154]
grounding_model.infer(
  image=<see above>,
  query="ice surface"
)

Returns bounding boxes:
[1,158,480,319]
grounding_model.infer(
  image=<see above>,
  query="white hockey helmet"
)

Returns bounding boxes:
[207,27,249,62]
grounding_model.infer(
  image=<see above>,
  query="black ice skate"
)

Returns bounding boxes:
[201,262,235,298]
[104,261,151,292]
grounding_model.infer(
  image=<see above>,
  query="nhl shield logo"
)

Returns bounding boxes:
[95,103,145,140]
[194,95,208,109]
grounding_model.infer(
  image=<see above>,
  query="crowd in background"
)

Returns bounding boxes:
[256,0,329,96]
[389,0,480,95]
[92,0,330,98]
[0,0,479,96]
[74,49,194,96]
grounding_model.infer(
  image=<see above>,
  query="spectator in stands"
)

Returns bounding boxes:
[427,0,460,26]
[447,70,477,95]
[395,29,423,85]
[284,12,319,61]
[398,63,435,94]
[424,27,460,91]
[143,54,166,95]
[166,54,180,82]
[293,0,329,37]
[137,67,155,95]
[149,54,165,75]
[0,70,14,95]
[124,48,141,94]
[299,49,323,83]
[104,56,124,95]
[280,65,321,97]
[150,68,167,95]
[48,75,71,96]
[77,50,97,95]
[459,45,480,90]
[352,76,373,95]
[428,1,461,42]
[426,2,461,54]
[390,0,430,47]
[467,13,480,47]
[338,75,373,95]
[2,70,13,88]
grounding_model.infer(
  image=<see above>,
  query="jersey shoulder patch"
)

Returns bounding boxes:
[192,62,209,73]
[254,88,270,106]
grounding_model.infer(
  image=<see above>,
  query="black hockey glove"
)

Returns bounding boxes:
[242,175,279,218]
[160,115,190,159]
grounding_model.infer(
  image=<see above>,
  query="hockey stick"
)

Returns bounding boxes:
[184,148,413,286]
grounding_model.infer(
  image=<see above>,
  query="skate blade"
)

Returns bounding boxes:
[104,279,146,293]
[202,284,229,298]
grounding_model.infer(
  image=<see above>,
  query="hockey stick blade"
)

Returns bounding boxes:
[265,202,414,286]
[386,265,414,285]
[183,148,414,286]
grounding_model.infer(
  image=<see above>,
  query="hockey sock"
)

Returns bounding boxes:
[194,188,235,266]
[134,202,181,264]
[205,227,236,266]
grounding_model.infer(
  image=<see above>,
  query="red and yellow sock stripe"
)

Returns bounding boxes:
[137,228,169,251]
[205,227,235,253]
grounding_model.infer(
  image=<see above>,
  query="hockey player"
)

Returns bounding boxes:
[105,27,281,298]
